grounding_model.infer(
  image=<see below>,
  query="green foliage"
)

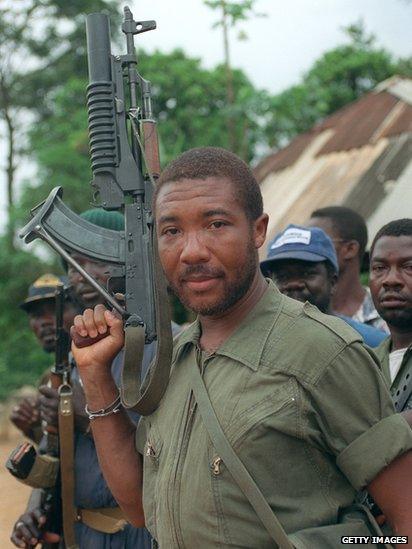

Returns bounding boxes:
[17,48,269,221]
[139,49,268,164]
[0,235,55,400]
[264,21,411,148]
[205,0,265,30]
[17,77,92,221]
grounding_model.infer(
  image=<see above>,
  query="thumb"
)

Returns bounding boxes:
[104,309,124,336]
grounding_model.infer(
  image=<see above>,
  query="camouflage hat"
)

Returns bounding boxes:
[19,274,67,312]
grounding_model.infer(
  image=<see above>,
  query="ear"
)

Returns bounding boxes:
[341,240,360,261]
[253,213,269,249]
[329,272,338,296]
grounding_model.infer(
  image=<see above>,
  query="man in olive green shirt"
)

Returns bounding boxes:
[71,148,412,547]
[369,219,412,415]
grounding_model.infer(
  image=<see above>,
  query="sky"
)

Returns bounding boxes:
[130,0,412,93]
[1,0,411,231]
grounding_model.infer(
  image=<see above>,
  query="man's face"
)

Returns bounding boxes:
[370,235,412,329]
[27,300,56,353]
[156,176,267,316]
[267,259,335,313]
[68,254,110,309]
[308,217,347,272]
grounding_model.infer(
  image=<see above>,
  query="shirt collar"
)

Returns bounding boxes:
[173,280,284,371]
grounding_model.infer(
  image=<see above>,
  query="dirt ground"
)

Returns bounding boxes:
[0,432,32,548]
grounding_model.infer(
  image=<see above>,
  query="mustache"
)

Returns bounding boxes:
[283,290,308,302]
[75,283,98,295]
[179,264,224,282]
[379,290,410,303]
[40,327,55,339]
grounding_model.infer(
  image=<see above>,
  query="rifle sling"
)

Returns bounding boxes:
[120,227,173,416]
[190,359,294,549]
[58,384,78,549]
[395,363,412,412]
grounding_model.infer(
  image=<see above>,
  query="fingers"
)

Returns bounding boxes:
[104,309,124,337]
[38,386,58,399]
[73,304,108,339]
[94,304,109,335]
[31,509,46,527]
[11,512,42,547]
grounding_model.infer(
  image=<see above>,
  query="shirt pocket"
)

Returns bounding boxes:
[142,428,163,539]
[208,380,296,547]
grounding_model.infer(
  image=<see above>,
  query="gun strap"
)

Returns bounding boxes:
[58,384,78,549]
[121,225,173,416]
[394,362,412,412]
[190,359,294,549]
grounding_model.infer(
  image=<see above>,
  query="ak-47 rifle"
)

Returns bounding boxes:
[6,286,73,547]
[42,284,75,548]
[19,7,173,416]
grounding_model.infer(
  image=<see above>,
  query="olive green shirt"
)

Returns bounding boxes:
[374,337,412,411]
[136,282,412,548]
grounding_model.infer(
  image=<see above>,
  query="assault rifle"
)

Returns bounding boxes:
[6,286,72,547]
[19,7,173,416]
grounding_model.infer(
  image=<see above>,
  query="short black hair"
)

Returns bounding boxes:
[154,147,263,221]
[370,218,412,258]
[310,206,367,260]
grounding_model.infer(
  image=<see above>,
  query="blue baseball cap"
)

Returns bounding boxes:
[261,224,339,274]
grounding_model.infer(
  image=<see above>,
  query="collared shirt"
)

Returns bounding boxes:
[374,337,412,412]
[352,286,388,332]
[136,282,412,548]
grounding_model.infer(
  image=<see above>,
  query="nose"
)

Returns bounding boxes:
[280,278,306,292]
[382,266,403,289]
[180,232,210,264]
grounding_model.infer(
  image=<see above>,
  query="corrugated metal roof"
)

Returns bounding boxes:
[255,77,412,180]
[260,138,388,256]
[259,134,412,258]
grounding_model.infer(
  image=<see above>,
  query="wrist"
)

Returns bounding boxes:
[81,376,119,411]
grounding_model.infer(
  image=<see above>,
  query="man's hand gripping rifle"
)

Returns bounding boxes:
[19,7,173,416]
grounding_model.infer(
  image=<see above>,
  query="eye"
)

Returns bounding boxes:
[163,227,180,236]
[209,221,227,229]
[371,264,386,273]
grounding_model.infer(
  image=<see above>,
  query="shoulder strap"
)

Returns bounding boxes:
[58,383,79,549]
[190,361,294,549]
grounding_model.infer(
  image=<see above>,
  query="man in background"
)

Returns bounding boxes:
[9,274,77,442]
[309,206,387,331]
[261,224,386,348]
[369,218,412,415]
[11,210,153,549]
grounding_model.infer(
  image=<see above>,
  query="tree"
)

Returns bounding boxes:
[203,0,265,156]
[0,0,119,247]
[17,48,269,222]
[0,234,55,400]
[264,21,412,148]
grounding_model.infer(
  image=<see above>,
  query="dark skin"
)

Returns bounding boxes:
[37,254,112,428]
[70,176,269,524]
[27,301,57,354]
[308,216,365,317]
[10,298,78,547]
[68,253,110,309]
[370,235,412,351]
[71,178,412,540]
[266,259,336,313]
[10,299,77,439]
[370,234,412,432]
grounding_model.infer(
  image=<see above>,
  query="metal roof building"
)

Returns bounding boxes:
[255,76,412,252]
